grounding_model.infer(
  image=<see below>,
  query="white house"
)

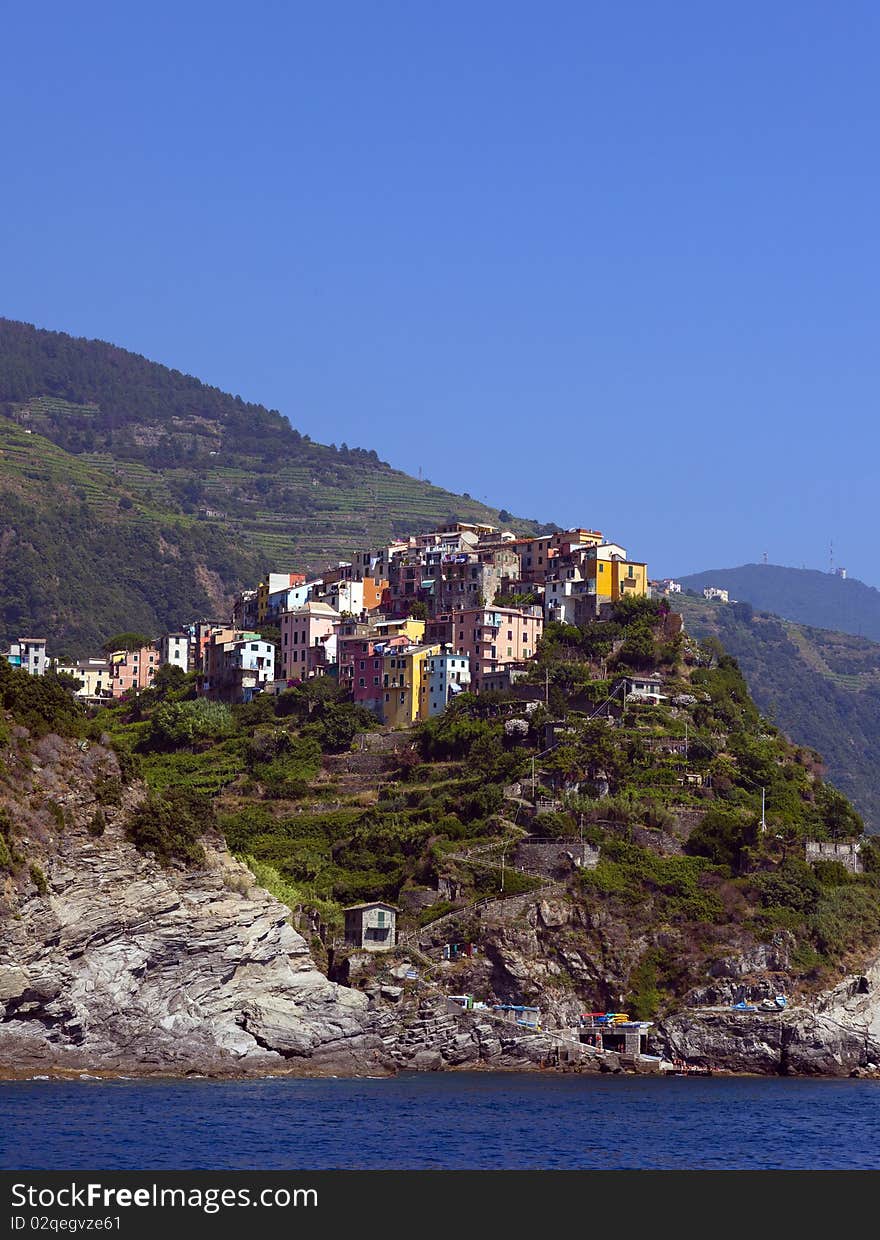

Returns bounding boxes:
[4,637,48,676]
[625,674,666,702]
[703,586,730,603]
[426,650,472,715]
[159,632,190,673]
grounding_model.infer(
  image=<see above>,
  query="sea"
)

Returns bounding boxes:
[3,1073,880,1170]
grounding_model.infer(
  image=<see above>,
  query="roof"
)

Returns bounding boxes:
[343,901,400,912]
[288,601,339,617]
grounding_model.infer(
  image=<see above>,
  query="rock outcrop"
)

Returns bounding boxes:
[0,827,387,1075]
[657,967,880,1076]
[0,735,384,1076]
[5,731,880,1079]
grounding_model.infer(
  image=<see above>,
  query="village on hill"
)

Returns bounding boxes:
[2,518,705,717]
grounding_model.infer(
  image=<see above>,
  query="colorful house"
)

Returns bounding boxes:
[425,650,471,715]
[158,632,190,673]
[110,645,159,697]
[257,572,307,623]
[439,606,543,692]
[54,658,114,702]
[201,631,275,702]
[381,642,441,726]
[3,637,48,676]
[280,602,340,680]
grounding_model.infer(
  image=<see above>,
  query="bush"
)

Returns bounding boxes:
[125,787,213,865]
[148,699,236,749]
[94,773,123,807]
[28,863,48,894]
[685,809,757,872]
[753,860,821,914]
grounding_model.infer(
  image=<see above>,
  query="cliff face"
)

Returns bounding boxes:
[655,967,880,1076]
[0,732,381,1076]
[4,727,880,1078]
[0,729,572,1077]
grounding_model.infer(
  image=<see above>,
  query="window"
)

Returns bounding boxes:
[377,910,386,926]
[359,677,365,687]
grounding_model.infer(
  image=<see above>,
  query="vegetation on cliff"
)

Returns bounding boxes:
[677,594,880,829]
[51,598,879,1022]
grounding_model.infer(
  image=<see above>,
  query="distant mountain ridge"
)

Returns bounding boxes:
[0,319,552,654]
[677,594,880,830]
[679,563,880,642]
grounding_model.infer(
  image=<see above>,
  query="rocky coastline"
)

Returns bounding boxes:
[3,736,880,1083]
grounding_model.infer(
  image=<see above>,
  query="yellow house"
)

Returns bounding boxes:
[374,617,426,644]
[583,545,648,602]
[381,643,440,727]
[257,580,270,623]
[610,559,648,601]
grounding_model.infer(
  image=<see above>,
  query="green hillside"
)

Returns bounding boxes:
[67,598,878,1012]
[677,595,880,831]
[679,564,880,641]
[0,319,552,654]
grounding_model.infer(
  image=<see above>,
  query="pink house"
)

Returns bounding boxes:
[280,602,340,680]
[110,644,159,698]
[338,632,410,709]
[439,606,543,692]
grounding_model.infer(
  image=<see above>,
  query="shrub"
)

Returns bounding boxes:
[685,809,757,872]
[125,787,212,866]
[148,699,235,749]
[94,774,123,807]
[28,863,48,895]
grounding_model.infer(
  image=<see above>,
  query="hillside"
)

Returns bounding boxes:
[75,598,878,1027]
[679,564,880,641]
[677,595,880,830]
[5,601,880,1076]
[0,318,551,655]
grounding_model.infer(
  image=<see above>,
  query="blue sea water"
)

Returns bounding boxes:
[2,1073,879,1170]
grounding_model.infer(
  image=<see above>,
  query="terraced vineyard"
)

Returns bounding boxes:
[0,317,552,651]
[677,595,880,829]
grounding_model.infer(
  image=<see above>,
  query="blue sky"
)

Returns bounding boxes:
[2,3,879,582]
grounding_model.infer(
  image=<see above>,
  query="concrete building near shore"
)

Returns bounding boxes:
[343,902,398,951]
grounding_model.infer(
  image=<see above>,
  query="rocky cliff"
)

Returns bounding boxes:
[0,728,576,1077]
[0,729,386,1075]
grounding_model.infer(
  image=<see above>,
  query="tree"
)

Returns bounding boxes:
[102,632,153,653]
